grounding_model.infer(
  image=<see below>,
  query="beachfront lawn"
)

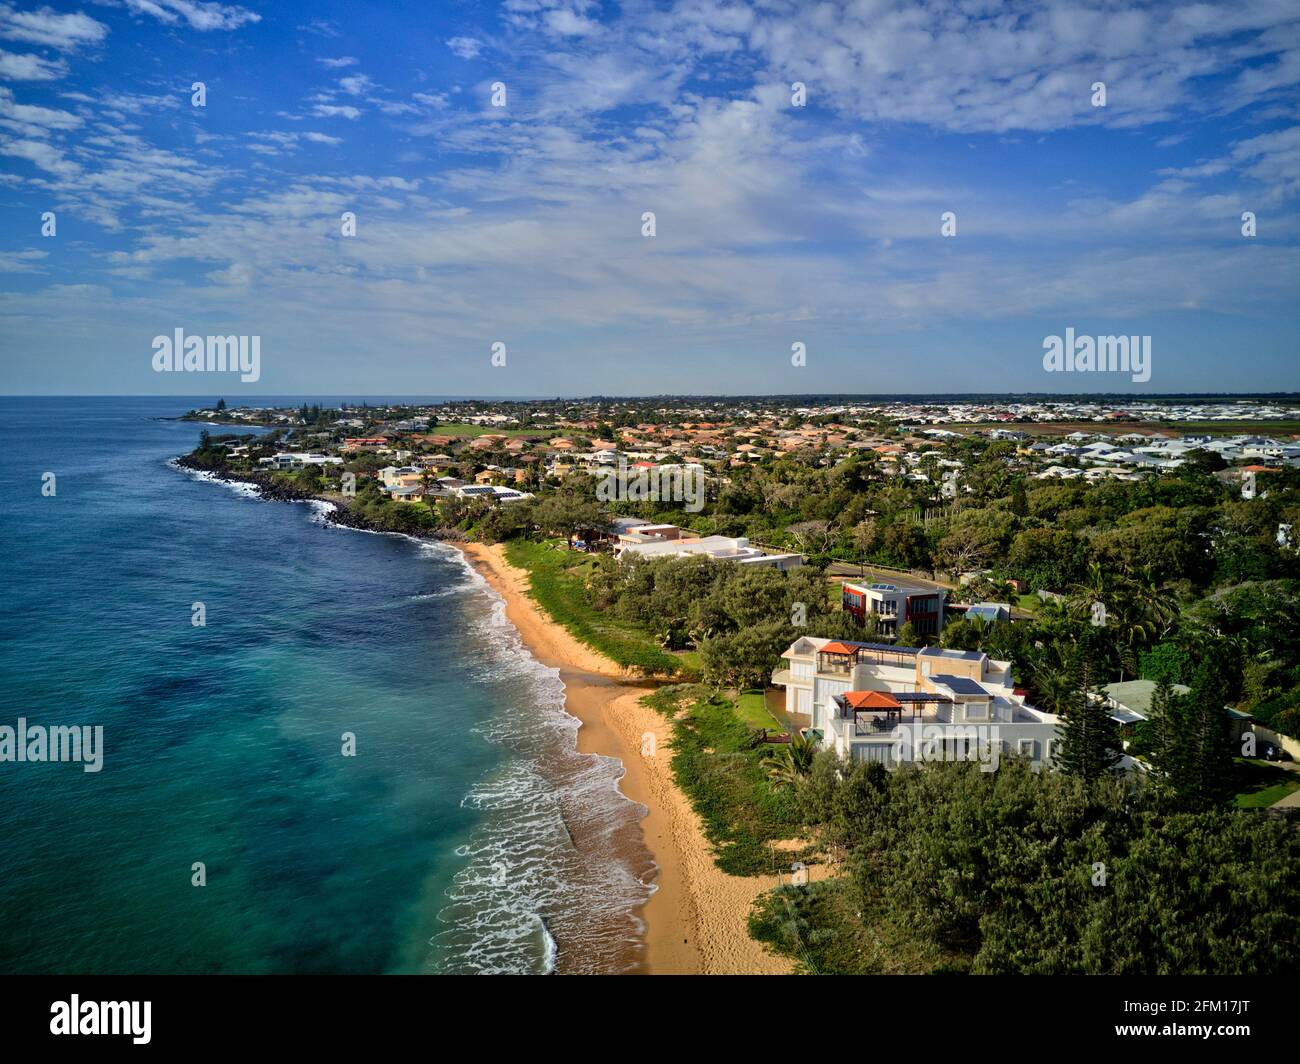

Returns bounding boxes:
[1231,758,1300,808]
[503,538,682,676]
[645,685,806,876]
[736,689,784,732]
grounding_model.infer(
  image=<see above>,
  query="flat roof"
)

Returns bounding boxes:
[847,640,922,655]
[845,579,937,595]
[931,674,987,695]
[919,647,983,661]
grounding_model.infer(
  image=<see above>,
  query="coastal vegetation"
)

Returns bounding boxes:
[502,539,681,675]
[752,758,1300,975]
[644,686,808,876]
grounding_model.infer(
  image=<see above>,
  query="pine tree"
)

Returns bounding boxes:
[1009,477,1028,518]
[1145,675,1182,781]
[1181,663,1234,809]
[1056,633,1122,781]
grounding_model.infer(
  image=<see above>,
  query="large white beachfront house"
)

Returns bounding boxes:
[771,636,1061,769]
[616,528,804,570]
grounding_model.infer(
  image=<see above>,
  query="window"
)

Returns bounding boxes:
[1017,738,1036,759]
[852,743,895,764]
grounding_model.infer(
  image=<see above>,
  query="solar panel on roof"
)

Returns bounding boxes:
[931,674,986,695]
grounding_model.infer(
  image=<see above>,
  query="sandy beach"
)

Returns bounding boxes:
[454,541,796,975]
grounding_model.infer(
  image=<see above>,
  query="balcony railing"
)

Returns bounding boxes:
[851,707,951,734]
[820,662,854,675]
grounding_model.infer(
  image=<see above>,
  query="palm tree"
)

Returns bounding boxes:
[1068,561,1110,625]
[761,731,818,790]
[1131,564,1177,639]
[1109,600,1157,679]
[1030,658,1076,717]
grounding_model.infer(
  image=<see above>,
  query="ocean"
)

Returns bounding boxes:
[0,396,652,974]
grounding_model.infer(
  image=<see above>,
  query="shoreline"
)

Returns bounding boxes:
[453,542,795,976]
[174,457,794,974]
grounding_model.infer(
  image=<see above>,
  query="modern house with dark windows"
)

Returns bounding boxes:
[841,580,946,636]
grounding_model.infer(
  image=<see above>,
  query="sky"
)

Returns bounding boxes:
[0,0,1298,397]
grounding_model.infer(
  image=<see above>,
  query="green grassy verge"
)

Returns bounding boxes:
[736,689,784,732]
[1150,420,1300,436]
[502,538,682,675]
[1231,758,1300,808]
[428,422,540,438]
[644,685,805,876]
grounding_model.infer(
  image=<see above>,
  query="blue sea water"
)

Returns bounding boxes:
[0,397,652,974]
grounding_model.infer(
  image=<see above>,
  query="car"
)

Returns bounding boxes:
[1260,741,1283,762]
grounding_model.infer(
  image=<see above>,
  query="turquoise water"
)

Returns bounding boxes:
[0,397,651,974]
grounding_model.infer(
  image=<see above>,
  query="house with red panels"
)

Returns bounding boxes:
[841,580,946,637]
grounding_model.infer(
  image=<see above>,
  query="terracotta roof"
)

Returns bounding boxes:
[843,691,901,710]
[820,641,859,655]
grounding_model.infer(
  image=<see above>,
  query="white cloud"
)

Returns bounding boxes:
[0,47,67,79]
[0,86,82,133]
[0,135,79,176]
[0,4,108,49]
[298,19,340,39]
[312,104,361,119]
[114,0,260,32]
[98,90,181,116]
[317,56,358,68]
[0,248,49,272]
[446,36,481,59]
[544,9,600,37]
[337,74,374,96]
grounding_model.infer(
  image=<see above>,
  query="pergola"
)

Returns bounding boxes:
[817,641,860,673]
[836,689,955,734]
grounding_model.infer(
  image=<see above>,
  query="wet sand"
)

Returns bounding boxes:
[453,542,796,975]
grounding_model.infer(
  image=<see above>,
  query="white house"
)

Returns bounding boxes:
[771,637,1060,769]
[619,534,804,570]
[259,452,343,470]
[452,484,534,503]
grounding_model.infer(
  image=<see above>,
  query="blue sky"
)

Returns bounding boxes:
[1,0,1298,396]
